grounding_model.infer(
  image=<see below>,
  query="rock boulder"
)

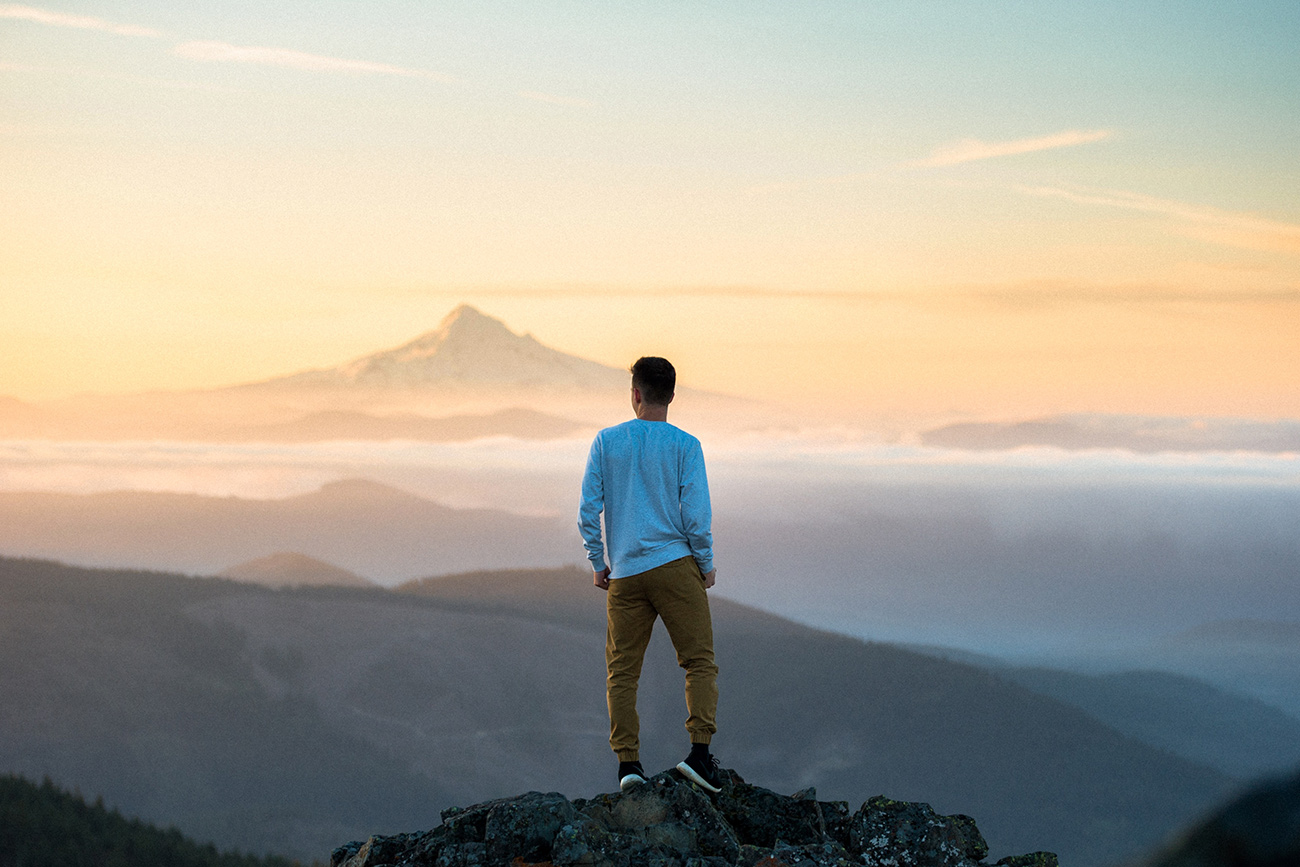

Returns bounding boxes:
[330,768,1056,867]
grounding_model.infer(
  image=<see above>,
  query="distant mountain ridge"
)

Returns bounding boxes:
[0,479,574,581]
[987,666,1300,779]
[1165,618,1300,648]
[1140,619,1300,719]
[220,552,373,589]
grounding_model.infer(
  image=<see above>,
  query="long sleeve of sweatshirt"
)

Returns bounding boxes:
[578,418,714,579]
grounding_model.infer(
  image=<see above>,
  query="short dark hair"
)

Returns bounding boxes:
[630,356,675,405]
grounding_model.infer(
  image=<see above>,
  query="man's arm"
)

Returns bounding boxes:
[578,437,610,585]
[680,439,715,576]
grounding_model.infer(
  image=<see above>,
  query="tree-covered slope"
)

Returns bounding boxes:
[0,774,311,867]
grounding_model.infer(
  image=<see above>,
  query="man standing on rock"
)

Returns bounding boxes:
[578,356,723,795]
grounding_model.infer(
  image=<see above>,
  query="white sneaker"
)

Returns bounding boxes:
[618,761,647,792]
[676,752,723,794]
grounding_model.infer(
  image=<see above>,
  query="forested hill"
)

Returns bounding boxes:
[0,774,316,867]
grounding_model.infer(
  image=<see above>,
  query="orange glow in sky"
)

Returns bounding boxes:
[2,3,1298,425]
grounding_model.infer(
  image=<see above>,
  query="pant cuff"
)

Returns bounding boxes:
[616,749,640,762]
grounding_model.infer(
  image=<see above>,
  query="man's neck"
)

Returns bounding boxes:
[636,404,670,422]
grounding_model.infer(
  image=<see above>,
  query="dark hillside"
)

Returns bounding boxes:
[0,773,311,867]
[2,557,1232,867]
[0,558,450,859]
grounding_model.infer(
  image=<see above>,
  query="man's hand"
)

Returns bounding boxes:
[703,568,716,590]
[593,568,611,591]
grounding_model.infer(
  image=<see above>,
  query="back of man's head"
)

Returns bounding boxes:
[631,357,675,406]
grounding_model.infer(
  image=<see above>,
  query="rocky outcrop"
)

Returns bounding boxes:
[330,769,1056,867]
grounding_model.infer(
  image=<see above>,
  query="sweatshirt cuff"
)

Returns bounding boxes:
[695,557,714,575]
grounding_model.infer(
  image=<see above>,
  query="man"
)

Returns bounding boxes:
[578,356,723,794]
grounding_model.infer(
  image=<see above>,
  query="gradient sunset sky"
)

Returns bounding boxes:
[3,2,1298,423]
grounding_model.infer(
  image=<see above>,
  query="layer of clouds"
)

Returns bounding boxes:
[2,436,1296,654]
[1,435,1295,509]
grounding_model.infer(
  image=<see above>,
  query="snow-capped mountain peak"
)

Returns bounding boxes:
[268,305,624,391]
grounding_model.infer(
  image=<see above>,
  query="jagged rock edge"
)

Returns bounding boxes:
[330,769,1058,867]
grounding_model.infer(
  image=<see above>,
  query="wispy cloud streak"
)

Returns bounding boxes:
[1019,184,1300,255]
[914,129,1113,167]
[3,6,457,82]
[173,41,457,81]
[0,4,161,37]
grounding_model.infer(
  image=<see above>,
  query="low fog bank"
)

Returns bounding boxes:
[713,461,1300,650]
[920,413,1300,454]
[2,434,1296,664]
[3,430,1295,505]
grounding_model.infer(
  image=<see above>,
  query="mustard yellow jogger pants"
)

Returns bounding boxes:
[605,555,718,761]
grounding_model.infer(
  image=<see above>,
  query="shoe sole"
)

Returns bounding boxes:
[675,761,722,794]
[619,773,647,792]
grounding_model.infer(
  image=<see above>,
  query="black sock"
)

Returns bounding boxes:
[689,743,710,761]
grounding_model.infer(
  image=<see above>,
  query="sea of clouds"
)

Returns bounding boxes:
[2,432,1297,655]
[2,431,1296,505]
